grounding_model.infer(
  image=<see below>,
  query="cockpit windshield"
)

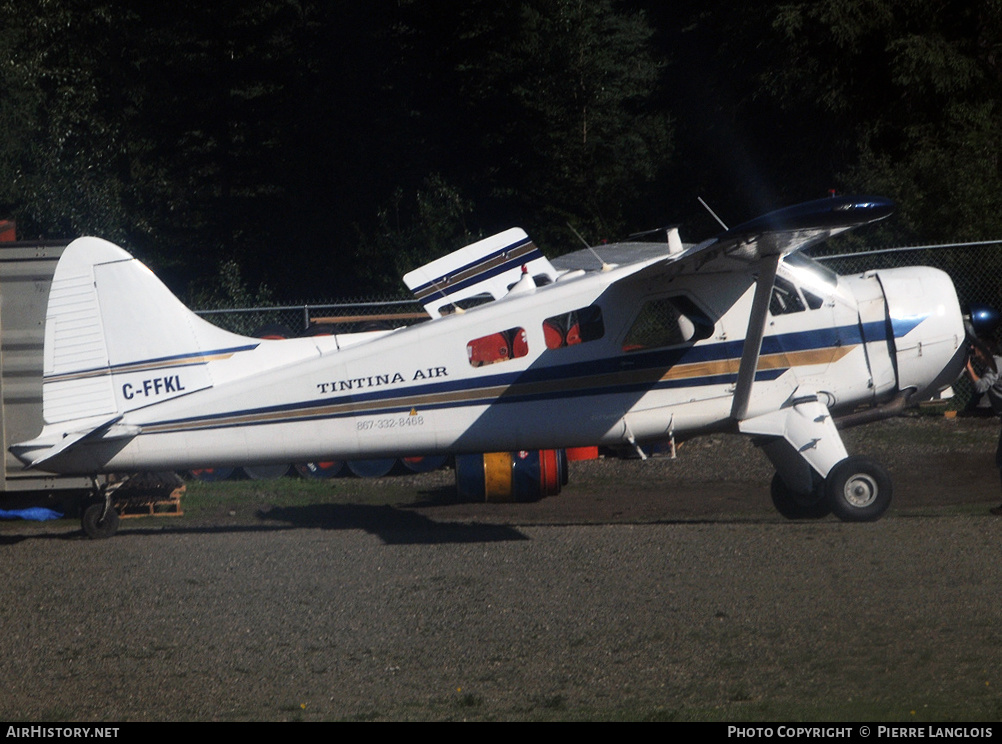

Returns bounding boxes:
[783,252,838,288]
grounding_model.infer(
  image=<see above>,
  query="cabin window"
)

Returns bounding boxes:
[467,327,529,367]
[622,296,713,352]
[543,305,605,349]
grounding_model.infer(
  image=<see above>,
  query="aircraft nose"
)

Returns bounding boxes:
[879,267,967,401]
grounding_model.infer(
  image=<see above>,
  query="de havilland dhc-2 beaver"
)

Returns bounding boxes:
[10,195,973,537]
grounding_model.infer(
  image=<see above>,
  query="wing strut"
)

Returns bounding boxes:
[730,254,780,421]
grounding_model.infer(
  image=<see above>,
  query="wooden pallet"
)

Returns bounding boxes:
[114,484,185,519]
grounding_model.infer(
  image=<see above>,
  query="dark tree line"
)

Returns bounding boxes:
[0,0,1000,301]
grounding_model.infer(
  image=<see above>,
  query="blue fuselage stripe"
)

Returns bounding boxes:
[141,323,863,433]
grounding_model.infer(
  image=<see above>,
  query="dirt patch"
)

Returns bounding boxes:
[1,414,1001,721]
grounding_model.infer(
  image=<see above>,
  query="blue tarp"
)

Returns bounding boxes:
[0,507,63,521]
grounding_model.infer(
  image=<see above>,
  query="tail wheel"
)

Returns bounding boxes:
[770,473,830,520]
[826,456,892,522]
[81,500,120,539]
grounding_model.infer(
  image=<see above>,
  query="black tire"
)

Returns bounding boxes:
[825,456,892,522]
[770,472,831,520]
[81,501,120,539]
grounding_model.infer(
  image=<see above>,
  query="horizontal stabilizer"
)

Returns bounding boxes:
[15,415,127,470]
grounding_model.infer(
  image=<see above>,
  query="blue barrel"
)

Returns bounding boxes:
[242,463,291,480]
[294,461,345,479]
[401,455,449,473]
[454,453,486,501]
[188,467,235,482]
[347,458,397,478]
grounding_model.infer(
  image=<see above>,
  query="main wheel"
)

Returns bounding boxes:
[81,501,120,539]
[770,472,830,520]
[825,456,892,522]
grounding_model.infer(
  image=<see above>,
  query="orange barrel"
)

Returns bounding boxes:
[253,324,294,340]
[294,461,344,479]
[566,446,599,461]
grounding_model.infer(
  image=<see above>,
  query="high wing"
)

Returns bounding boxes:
[559,195,895,421]
[555,195,895,279]
[660,194,894,276]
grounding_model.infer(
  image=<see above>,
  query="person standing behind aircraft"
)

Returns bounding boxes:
[966,339,1002,515]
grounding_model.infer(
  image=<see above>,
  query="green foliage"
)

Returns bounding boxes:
[0,0,318,283]
[445,0,673,243]
[354,173,477,292]
[2,0,1002,299]
[0,0,138,241]
[763,0,1002,243]
[187,257,273,311]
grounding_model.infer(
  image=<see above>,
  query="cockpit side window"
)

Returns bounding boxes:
[769,277,806,315]
[770,275,828,315]
[802,288,824,310]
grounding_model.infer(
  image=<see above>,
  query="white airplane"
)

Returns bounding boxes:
[10,195,969,536]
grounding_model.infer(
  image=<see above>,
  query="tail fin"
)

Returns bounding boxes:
[42,237,256,425]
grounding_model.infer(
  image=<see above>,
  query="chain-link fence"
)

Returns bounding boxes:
[812,240,1002,320]
[813,239,1002,410]
[194,296,428,337]
[197,240,1002,335]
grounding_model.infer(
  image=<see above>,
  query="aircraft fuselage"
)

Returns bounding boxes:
[22,250,964,475]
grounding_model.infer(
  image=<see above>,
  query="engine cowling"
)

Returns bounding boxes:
[877,266,967,402]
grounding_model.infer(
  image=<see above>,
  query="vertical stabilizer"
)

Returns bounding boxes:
[41,237,256,425]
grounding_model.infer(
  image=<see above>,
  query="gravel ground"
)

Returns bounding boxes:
[1,415,1001,721]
